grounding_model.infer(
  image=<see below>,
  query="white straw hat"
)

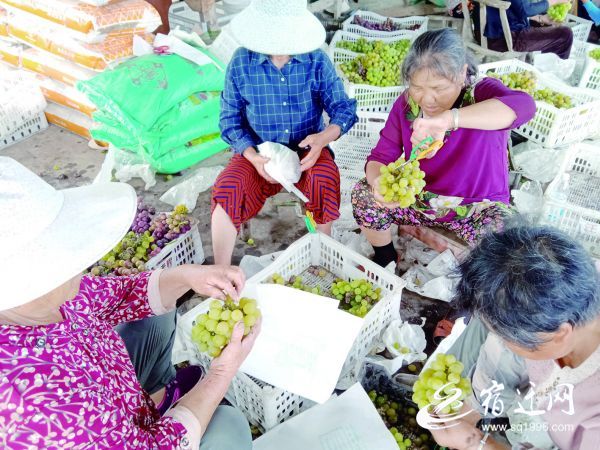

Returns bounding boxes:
[230,0,326,55]
[0,157,137,310]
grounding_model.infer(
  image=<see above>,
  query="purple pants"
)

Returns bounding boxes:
[487,26,574,59]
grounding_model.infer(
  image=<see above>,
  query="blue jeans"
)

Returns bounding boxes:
[116,311,252,449]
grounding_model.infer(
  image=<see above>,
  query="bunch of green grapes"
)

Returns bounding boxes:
[337,37,377,53]
[589,48,600,62]
[534,88,573,109]
[339,39,411,87]
[378,159,426,207]
[368,390,434,450]
[91,231,156,276]
[547,2,571,22]
[487,70,537,94]
[412,353,471,414]
[191,297,261,357]
[266,273,323,295]
[331,278,382,317]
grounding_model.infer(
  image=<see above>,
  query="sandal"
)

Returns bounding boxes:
[433,318,454,346]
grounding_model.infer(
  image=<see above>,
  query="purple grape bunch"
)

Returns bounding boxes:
[148,205,192,257]
[352,15,420,32]
[131,199,156,233]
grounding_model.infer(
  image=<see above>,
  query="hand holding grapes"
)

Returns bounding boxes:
[430,419,485,450]
[371,175,401,209]
[187,265,245,301]
[210,318,262,379]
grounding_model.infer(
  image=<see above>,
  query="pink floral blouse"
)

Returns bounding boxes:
[0,273,196,449]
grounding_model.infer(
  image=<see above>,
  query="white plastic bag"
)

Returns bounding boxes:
[511,180,543,218]
[367,319,427,375]
[94,145,157,190]
[533,52,576,82]
[258,142,309,202]
[511,140,568,183]
[401,249,459,302]
[160,165,224,211]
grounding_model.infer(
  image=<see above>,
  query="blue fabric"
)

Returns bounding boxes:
[584,0,600,24]
[484,0,550,39]
[219,47,358,154]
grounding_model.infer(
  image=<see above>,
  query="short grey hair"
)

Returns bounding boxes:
[401,29,478,86]
[452,222,600,349]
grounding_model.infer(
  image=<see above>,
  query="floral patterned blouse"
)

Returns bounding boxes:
[0,273,197,449]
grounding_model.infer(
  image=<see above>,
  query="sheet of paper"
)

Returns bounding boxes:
[240,284,363,403]
[253,383,399,450]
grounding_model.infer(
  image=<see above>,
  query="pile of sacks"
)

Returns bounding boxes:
[0,0,161,141]
[77,38,229,173]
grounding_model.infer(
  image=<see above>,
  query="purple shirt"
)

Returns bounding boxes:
[0,273,190,449]
[366,77,536,205]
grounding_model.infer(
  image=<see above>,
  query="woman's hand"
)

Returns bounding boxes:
[187,265,245,301]
[430,419,485,450]
[210,318,262,379]
[371,175,401,209]
[243,147,277,183]
[299,133,329,171]
[410,112,452,159]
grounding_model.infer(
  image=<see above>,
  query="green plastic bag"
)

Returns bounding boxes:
[78,53,225,131]
[91,92,222,157]
[149,134,230,174]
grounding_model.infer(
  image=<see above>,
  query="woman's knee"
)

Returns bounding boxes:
[200,406,252,450]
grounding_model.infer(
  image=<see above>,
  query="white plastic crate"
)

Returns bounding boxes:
[541,143,600,257]
[146,222,205,269]
[251,233,406,381]
[566,14,593,43]
[168,2,207,34]
[0,111,47,149]
[479,59,600,147]
[330,30,414,112]
[579,44,600,91]
[342,10,427,38]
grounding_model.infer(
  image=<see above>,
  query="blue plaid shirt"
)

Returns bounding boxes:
[219,47,357,154]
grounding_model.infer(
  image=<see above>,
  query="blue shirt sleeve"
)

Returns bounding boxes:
[219,50,258,155]
[584,0,600,24]
[315,50,358,137]
[523,0,550,16]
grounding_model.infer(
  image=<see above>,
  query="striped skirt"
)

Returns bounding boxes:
[211,149,341,231]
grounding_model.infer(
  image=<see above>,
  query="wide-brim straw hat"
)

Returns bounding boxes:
[230,0,326,55]
[0,157,137,310]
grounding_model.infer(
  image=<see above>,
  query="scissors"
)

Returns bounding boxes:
[401,137,444,169]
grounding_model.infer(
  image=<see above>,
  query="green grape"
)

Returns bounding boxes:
[377,157,427,207]
[590,48,600,62]
[411,353,471,415]
[534,88,573,109]
[487,69,537,95]
[191,297,261,357]
[547,2,571,22]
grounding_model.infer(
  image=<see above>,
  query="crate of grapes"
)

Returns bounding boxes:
[146,222,204,270]
[330,30,416,112]
[541,142,600,258]
[579,44,600,92]
[479,59,600,147]
[251,233,406,382]
[342,10,428,39]
[178,298,316,433]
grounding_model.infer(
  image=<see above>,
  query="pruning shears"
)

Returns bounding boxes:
[401,137,444,169]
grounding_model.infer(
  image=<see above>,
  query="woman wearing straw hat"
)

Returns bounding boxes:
[0,157,257,449]
[211,0,358,265]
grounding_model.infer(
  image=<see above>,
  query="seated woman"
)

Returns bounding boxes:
[352,29,535,268]
[481,0,574,59]
[0,157,258,449]
[211,0,357,265]
[432,224,600,450]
